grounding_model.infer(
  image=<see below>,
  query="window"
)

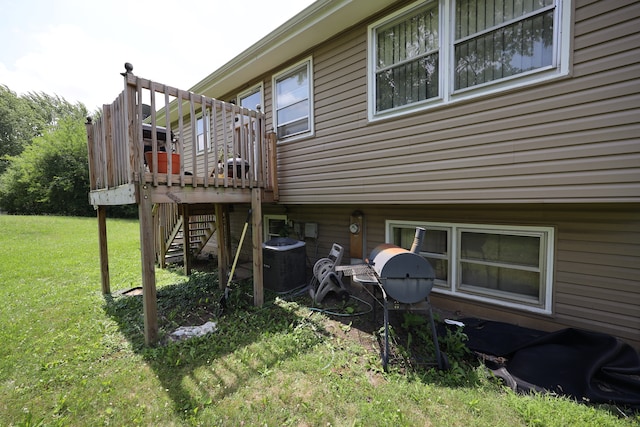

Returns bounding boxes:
[374,1,440,111]
[454,0,555,90]
[273,58,313,140]
[387,220,554,313]
[392,224,450,287]
[196,112,210,153]
[264,215,288,241]
[368,0,570,119]
[238,85,263,111]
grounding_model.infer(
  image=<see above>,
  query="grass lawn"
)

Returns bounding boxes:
[0,214,637,426]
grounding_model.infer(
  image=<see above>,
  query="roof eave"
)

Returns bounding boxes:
[189,0,398,99]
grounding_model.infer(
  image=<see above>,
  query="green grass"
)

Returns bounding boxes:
[0,215,637,426]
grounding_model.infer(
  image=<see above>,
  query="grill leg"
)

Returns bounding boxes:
[426,297,443,370]
[371,284,378,324]
[383,297,390,370]
[380,286,389,370]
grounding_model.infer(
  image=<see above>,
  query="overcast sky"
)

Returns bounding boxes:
[0,0,316,111]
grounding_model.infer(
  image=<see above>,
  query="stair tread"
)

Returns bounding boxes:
[160,210,216,262]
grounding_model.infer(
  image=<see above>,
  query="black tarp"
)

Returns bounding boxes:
[458,318,640,409]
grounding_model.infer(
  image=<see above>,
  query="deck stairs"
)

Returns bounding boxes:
[156,204,217,265]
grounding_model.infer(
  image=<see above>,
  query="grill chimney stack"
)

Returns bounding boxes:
[410,227,426,254]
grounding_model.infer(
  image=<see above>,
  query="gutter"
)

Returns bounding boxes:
[190,0,398,98]
[160,0,398,122]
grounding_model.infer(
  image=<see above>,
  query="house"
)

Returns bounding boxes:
[86,0,640,348]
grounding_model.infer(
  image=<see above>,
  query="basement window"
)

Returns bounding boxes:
[264,215,288,241]
[387,220,554,314]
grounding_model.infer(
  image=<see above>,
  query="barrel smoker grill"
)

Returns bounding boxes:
[338,228,447,370]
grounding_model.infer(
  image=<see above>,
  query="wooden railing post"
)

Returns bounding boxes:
[121,63,144,183]
[85,117,97,191]
[103,105,115,187]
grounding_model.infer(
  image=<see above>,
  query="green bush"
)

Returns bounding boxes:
[0,117,93,216]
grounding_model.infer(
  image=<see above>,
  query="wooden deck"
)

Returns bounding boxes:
[86,66,277,201]
[86,65,277,345]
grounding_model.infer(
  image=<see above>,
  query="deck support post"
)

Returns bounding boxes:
[158,223,167,268]
[97,205,110,294]
[138,183,158,345]
[182,204,192,275]
[251,189,264,307]
[215,204,229,288]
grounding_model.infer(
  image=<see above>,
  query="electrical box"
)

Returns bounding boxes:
[293,221,302,236]
[304,222,318,239]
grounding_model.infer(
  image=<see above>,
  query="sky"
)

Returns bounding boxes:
[0,0,316,111]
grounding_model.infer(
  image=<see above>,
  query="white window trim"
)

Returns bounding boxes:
[264,214,288,241]
[237,84,264,111]
[367,0,572,122]
[196,110,211,155]
[386,220,554,314]
[272,57,314,142]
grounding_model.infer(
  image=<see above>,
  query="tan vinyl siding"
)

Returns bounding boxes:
[209,0,638,349]
[227,203,638,347]
[272,0,640,205]
[176,113,210,177]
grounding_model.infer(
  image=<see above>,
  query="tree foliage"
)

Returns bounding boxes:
[0,87,136,217]
[0,86,88,173]
[0,116,94,216]
[23,91,89,124]
[0,86,38,173]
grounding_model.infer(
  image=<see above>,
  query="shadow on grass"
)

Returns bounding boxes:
[103,269,331,419]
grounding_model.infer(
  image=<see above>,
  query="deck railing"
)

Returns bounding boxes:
[86,68,275,195]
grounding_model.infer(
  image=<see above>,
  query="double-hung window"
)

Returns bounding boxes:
[369,0,570,119]
[387,220,554,314]
[374,1,440,112]
[239,85,263,111]
[273,58,313,140]
[454,0,556,90]
[196,111,210,154]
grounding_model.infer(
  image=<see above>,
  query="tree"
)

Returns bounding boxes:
[0,86,88,174]
[0,86,39,173]
[0,116,93,216]
[23,91,88,125]
[0,86,135,217]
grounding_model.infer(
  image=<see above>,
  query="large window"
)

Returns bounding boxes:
[273,58,313,140]
[454,0,555,90]
[375,1,440,111]
[387,220,554,313]
[369,0,570,119]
